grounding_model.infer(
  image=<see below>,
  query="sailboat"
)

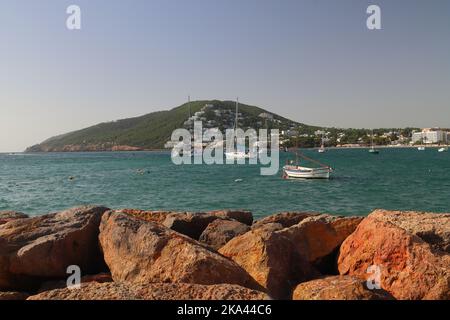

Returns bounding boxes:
[177,96,202,157]
[318,133,326,153]
[225,98,254,160]
[438,146,448,153]
[369,130,379,154]
[282,150,332,179]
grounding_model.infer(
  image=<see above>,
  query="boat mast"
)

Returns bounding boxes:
[371,129,374,149]
[235,97,239,130]
[188,95,191,119]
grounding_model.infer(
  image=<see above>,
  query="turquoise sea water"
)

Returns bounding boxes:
[1,149,449,218]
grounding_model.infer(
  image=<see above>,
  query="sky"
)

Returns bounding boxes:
[1,0,449,152]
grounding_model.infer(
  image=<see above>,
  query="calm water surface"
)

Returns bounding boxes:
[1,149,449,218]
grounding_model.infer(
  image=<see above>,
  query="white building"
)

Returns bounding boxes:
[412,128,448,144]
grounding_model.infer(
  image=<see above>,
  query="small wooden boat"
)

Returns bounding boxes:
[283,165,332,179]
[282,149,333,179]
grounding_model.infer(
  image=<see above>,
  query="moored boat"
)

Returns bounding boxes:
[282,148,333,180]
[282,165,332,179]
[368,130,379,154]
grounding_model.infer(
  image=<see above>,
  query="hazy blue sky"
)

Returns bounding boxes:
[1,0,449,151]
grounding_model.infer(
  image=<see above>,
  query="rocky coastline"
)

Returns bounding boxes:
[0,207,448,300]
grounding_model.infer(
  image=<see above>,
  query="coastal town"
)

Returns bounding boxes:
[165,102,450,150]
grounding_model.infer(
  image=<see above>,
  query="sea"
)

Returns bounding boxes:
[1,148,449,219]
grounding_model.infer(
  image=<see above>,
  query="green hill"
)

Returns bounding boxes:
[26,100,312,152]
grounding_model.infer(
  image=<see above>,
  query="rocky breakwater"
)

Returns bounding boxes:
[0,206,448,300]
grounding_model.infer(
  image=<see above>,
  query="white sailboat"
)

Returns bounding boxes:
[369,130,379,154]
[225,98,255,160]
[318,133,326,153]
[438,146,448,153]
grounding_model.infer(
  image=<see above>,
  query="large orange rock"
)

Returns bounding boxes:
[199,219,250,250]
[0,291,30,300]
[28,282,269,300]
[292,275,393,300]
[98,212,261,290]
[277,215,363,273]
[368,210,450,253]
[116,209,173,224]
[0,206,109,291]
[252,212,317,229]
[338,210,450,300]
[219,223,317,299]
[0,211,28,225]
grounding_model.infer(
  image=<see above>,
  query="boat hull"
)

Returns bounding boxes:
[283,165,331,179]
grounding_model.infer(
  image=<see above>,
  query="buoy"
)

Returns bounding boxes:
[68,176,75,181]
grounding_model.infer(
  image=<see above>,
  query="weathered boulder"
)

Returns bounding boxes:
[0,291,30,300]
[0,206,109,291]
[252,212,317,229]
[28,282,269,300]
[0,211,28,225]
[368,210,450,253]
[207,210,253,226]
[38,272,113,293]
[116,209,174,224]
[292,275,393,300]
[99,212,261,290]
[338,210,450,300]
[219,223,317,299]
[163,211,253,240]
[277,215,363,273]
[199,219,250,250]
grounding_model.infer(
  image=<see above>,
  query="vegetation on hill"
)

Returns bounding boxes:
[26,100,308,152]
[25,100,420,152]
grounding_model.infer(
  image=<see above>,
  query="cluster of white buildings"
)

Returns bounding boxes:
[411,128,450,144]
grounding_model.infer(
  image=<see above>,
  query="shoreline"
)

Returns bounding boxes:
[3,144,449,154]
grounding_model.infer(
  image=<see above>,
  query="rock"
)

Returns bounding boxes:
[38,273,113,293]
[252,212,318,229]
[0,291,30,300]
[292,275,393,300]
[99,212,261,290]
[199,219,250,250]
[207,210,253,226]
[0,206,109,291]
[117,209,174,224]
[163,211,253,240]
[368,209,450,253]
[219,223,317,299]
[0,211,28,225]
[277,215,363,273]
[28,282,269,300]
[338,210,450,300]
[120,210,253,240]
